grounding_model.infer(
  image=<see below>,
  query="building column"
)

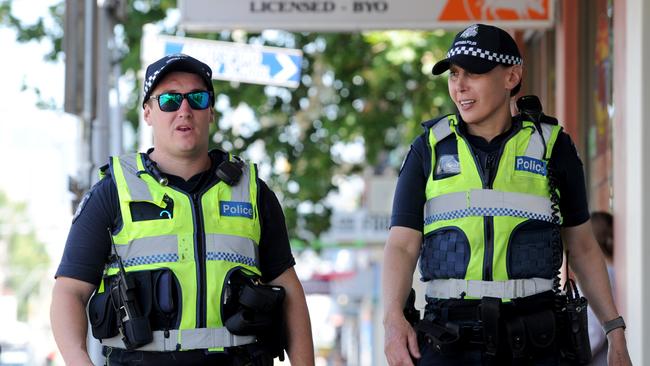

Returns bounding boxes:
[555,0,580,143]
[614,0,650,363]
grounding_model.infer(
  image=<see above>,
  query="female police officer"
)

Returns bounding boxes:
[51,54,314,366]
[382,24,631,365]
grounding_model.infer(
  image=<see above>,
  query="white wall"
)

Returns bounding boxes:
[618,0,650,363]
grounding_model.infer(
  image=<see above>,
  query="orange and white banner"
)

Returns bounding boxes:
[179,0,553,31]
[439,0,552,23]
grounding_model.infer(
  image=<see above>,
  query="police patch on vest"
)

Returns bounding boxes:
[220,201,253,219]
[515,156,547,176]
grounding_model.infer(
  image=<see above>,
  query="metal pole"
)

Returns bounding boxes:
[110,36,123,156]
[92,2,111,184]
[80,0,95,190]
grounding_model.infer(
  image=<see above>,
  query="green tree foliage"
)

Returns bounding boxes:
[0,192,49,320]
[2,1,454,243]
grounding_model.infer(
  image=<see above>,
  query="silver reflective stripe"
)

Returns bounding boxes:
[470,189,552,219]
[424,191,466,220]
[111,235,179,268]
[524,124,554,160]
[119,154,152,202]
[230,161,251,202]
[426,278,553,299]
[181,327,255,349]
[424,189,554,225]
[101,328,256,351]
[431,116,453,143]
[540,124,554,158]
[205,234,258,267]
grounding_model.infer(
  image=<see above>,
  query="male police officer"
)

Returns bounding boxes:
[51,54,315,365]
[382,24,631,365]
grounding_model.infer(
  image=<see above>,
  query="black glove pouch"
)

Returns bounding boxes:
[225,283,285,335]
[223,269,287,361]
[88,280,119,340]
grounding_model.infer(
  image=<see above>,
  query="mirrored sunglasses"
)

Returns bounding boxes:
[149,91,213,112]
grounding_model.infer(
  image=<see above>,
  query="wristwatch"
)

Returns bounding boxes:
[603,316,626,335]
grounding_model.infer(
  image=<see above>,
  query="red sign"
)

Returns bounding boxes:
[439,0,551,22]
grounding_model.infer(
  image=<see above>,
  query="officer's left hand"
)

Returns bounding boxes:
[607,328,632,366]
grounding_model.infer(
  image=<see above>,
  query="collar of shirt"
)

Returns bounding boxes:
[457,116,522,154]
[144,148,228,193]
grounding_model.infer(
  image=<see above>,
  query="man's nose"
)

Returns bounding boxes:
[177,97,193,115]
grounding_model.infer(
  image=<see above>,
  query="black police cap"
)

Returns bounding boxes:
[142,53,214,108]
[432,23,523,76]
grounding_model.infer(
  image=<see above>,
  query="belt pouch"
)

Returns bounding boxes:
[88,280,119,340]
[415,320,461,355]
[480,297,501,356]
[505,317,527,359]
[525,310,555,350]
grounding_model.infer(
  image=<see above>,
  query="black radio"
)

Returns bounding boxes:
[108,229,153,350]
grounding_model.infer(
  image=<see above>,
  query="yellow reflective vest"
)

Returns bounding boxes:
[95,152,261,351]
[421,115,563,283]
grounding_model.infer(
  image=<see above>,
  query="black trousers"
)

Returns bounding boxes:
[102,346,256,366]
[416,329,566,366]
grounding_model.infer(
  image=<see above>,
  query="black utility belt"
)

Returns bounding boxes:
[420,295,556,352]
[88,268,286,355]
[418,290,592,364]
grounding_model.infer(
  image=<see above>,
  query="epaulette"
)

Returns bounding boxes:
[539,114,559,125]
[514,113,559,126]
[421,114,453,130]
[98,163,111,180]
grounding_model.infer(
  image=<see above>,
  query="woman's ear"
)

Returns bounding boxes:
[506,65,523,90]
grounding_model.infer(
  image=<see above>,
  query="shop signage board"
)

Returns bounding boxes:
[179,0,554,31]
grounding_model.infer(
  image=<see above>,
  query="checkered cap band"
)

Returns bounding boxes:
[447,46,522,66]
[143,69,162,97]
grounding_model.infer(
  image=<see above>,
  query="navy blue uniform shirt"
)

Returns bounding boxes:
[391,116,590,231]
[56,149,295,285]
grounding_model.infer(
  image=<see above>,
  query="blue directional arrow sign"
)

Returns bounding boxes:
[149,35,302,88]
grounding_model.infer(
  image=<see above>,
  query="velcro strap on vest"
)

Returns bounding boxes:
[101,327,256,351]
[426,278,553,299]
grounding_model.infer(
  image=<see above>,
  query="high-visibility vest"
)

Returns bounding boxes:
[421,115,562,283]
[96,152,261,350]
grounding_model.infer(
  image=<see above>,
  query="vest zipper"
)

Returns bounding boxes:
[454,124,522,282]
[191,192,207,328]
[457,133,494,281]
[483,153,497,281]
